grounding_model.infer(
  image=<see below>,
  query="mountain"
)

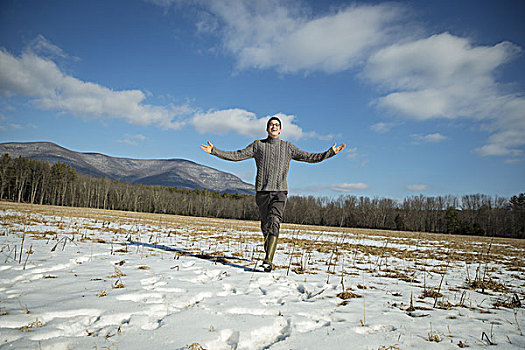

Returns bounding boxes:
[0,142,254,195]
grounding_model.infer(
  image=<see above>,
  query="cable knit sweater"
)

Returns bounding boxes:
[211,136,336,192]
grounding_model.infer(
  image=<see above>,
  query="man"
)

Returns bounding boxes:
[200,116,345,272]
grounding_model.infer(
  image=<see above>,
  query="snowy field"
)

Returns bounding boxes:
[0,201,524,350]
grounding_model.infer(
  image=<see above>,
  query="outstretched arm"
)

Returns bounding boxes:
[201,141,256,161]
[200,141,214,154]
[291,142,346,163]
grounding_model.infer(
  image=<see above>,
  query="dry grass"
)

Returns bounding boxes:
[108,267,126,278]
[420,287,443,299]
[112,282,125,289]
[458,340,470,348]
[427,330,442,342]
[493,293,522,309]
[337,290,362,300]
[18,318,44,332]
[97,290,108,297]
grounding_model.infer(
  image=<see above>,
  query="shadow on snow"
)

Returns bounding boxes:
[124,240,264,273]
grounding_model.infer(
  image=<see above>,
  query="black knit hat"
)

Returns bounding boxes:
[267,116,282,130]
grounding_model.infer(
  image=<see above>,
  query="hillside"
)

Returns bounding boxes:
[0,141,254,194]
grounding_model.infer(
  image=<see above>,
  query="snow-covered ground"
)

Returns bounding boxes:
[1,202,524,350]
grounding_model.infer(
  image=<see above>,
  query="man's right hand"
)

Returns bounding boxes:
[200,141,214,154]
[332,143,346,154]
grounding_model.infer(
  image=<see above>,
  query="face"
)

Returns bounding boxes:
[267,120,281,138]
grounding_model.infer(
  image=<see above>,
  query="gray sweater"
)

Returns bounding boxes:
[211,136,336,192]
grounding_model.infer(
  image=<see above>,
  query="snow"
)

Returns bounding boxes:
[1,202,524,350]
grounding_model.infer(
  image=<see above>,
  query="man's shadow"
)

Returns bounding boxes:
[124,241,264,273]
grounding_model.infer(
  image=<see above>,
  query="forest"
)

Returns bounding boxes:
[1,154,523,238]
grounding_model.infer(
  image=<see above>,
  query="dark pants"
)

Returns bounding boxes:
[255,191,287,242]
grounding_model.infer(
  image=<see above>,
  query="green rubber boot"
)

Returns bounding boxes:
[262,235,278,272]
[263,233,269,253]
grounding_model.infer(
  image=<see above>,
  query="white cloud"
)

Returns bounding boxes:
[355,160,369,168]
[504,158,524,164]
[367,33,513,90]
[1,36,325,140]
[190,109,318,140]
[117,134,148,146]
[411,132,447,143]
[27,34,78,61]
[407,184,428,191]
[365,32,524,158]
[193,1,405,73]
[9,123,23,130]
[366,33,520,119]
[345,146,359,160]
[343,146,368,167]
[292,182,369,194]
[150,0,410,75]
[0,122,36,131]
[0,41,191,130]
[475,97,525,157]
[370,122,394,133]
[146,0,180,7]
[331,182,369,192]
[190,109,265,138]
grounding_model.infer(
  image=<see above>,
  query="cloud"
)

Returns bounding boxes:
[190,109,319,140]
[411,132,447,143]
[366,33,519,118]
[190,109,265,138]
[370,122,395,133]
[475,98,525,157]
[331,182,369,193]
[292,182,369,194]
[0,122,36,131]
[364,32,524,157]
[1,36,324,140]
[355,160,369,168]
[184,0,406,73]
[0,39,191,130]
[407,184,428,191]
[27,34,79,61]
[345,146,359,160]
[504,158,524,164]
[343,146,368,167]
[117,134,148,146]
[146,0,181,7]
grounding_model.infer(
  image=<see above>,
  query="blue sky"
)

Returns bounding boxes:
[1,0,524,199]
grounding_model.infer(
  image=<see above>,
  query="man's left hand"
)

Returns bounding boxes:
[332,143,346,154]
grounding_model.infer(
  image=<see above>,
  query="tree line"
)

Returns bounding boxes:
[1,154,523,238]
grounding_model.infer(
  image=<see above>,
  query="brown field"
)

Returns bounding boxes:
[2,200,524,298]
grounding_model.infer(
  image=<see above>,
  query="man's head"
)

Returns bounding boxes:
[267,116,281,138]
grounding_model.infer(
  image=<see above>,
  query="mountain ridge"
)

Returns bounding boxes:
[0,141,254,195]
